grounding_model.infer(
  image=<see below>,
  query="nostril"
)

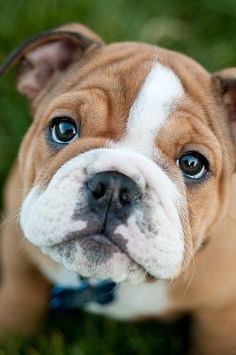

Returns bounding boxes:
[119,189,132,205]
[90,181,106,200]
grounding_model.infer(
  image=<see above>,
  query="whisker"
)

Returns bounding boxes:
[16,233,26,254]
[0,208,21,230]
[14,213,26,254]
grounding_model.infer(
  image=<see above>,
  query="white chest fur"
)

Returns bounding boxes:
[87,280,170,320]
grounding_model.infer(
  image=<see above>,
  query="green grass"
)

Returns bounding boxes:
[0,311,189,355]
[0,0,236,353]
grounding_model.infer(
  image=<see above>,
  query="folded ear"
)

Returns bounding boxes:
[0,23,103,100]
[212,68,236,143]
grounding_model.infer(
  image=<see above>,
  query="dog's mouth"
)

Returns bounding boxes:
[66,232,126,261]
[46,231,151,280]
[51,231,126,253]
[50,231,131,261]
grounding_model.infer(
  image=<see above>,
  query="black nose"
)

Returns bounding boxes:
[86,171,141,217]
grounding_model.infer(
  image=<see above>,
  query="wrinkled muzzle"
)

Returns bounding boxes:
[20,148,186,284]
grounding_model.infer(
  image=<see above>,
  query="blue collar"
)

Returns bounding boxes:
[50,278,117,311]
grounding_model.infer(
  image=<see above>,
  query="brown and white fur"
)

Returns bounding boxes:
[1,23,236,354]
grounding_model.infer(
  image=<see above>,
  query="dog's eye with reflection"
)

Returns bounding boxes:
[177,152,209,180]
[50,117,79,144]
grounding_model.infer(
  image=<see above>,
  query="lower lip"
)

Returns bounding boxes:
[79,236,156,282]
[49,234,151,281]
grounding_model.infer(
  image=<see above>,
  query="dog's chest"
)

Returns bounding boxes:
[43,265,170,319]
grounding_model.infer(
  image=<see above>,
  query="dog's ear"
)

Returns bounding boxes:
[0,23,103,100]
[212,68,236,143]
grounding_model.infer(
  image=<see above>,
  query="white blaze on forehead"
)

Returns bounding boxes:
[119,62,185,157]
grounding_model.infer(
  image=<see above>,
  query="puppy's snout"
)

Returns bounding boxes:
[86,171,141,215]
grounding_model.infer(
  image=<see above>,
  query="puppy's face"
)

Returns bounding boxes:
[4,24,236,283]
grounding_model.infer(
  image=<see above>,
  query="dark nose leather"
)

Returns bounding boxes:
[86,171,141,218]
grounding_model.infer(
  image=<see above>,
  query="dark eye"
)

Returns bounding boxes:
[177,152,209,180]
[50,117,79,144]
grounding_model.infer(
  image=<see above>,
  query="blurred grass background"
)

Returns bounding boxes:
[0,0,235,353]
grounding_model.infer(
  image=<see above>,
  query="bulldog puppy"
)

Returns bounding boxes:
[1,23,236,354]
